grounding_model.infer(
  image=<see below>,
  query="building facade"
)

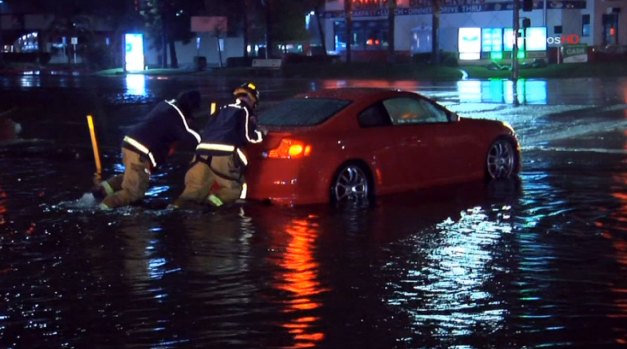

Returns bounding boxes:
[320,0,627,61]
[0,0,244,69]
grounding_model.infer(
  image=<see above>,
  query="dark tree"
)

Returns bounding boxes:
[270,0,310,47]
[311,0,327,55]
[141,0,201,68]
[26,0,140,68]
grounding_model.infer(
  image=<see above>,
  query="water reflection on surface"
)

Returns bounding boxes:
[372,182,517,347]
[125,74,147,97]
[606,149,627,346]
[318,79,426,92]
[1,76,626,348]
[0,151,626,347]
[268,214,326,348]
[456,79,548,105]
[0,184,6,226]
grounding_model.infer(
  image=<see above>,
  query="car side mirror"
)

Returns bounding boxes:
[449,112,460,122]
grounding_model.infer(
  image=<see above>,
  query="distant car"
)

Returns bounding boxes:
[245,88,520,206]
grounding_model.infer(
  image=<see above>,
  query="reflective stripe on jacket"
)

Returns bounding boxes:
[123,135,157,168]
[124,99,201,168]
[194,99,263,164]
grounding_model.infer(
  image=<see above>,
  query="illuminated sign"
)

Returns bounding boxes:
[503,28,524,51]
[191,16,227,33]
[562,44,588,63]
[525,27,547,51]
[352,0,386,9]
[124,33,144,72]
[462,26,573,57]
[481,28,502,52]
[547,33,581,46]
[458,27,481,60]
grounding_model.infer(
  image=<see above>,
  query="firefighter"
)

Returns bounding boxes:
[93,90,202,210]
[172,82,264,208]
[0,108,21,143]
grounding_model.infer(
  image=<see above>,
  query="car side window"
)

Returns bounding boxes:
[358,104,392,128]
[418,98,449,123]
[382,97,448,125]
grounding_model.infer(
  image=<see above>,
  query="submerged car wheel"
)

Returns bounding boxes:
[331,164,371,203]
[486,138,517,179]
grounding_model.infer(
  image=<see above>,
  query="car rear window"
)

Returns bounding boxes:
[258,98,351,126]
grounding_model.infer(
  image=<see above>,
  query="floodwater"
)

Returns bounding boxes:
[0,73,626,348]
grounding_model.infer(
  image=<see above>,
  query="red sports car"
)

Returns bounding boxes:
[245,88,520,206]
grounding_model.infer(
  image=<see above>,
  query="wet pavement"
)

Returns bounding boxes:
[0,73,626,348]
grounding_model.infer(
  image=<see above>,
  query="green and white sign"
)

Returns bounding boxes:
[562,44,588,63]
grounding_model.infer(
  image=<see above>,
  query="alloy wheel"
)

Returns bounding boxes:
[332,165,370,202]
[487,139,516,179]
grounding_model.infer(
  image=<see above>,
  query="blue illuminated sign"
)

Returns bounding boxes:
[124,33,144,72]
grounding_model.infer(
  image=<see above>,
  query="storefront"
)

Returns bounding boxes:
[321,0,625,62]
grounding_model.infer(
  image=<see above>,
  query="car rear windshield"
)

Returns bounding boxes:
[258,98,351,126]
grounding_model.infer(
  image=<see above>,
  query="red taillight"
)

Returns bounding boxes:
[267,138,312,159]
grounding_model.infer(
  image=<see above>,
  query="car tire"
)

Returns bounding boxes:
[486,138,518,179]
[330,163,372,204]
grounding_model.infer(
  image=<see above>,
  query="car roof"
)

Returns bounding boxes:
[296,87,419,101]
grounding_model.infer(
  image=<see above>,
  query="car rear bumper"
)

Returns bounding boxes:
[245,160,328,206]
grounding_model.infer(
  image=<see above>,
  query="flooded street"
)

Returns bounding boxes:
[0,73,626,348]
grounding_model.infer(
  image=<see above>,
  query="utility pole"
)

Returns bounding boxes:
[264,0,273,58]
[0,0,4,65]
[512,0,520,105]
[242,0,249,58]
[160,0,169,68]
[512,0,520,81]
[432,0,440,64]
[345,0,352,64]
[387,0,396,63]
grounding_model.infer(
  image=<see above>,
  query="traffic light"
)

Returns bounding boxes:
[522,0,533,11]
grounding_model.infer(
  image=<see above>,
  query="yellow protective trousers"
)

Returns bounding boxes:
[101,148,151,208]
[174,154,243,207]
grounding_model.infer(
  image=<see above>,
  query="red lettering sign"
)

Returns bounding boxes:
[563,34,580,45]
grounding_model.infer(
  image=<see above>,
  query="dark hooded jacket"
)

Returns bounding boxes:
[195,98,263,159]
[123,90,201,168]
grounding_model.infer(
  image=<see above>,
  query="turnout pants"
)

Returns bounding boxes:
[174,154,243,207]
[101,148,151,208]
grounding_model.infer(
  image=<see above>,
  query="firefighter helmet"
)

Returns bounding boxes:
[233,82,260,106]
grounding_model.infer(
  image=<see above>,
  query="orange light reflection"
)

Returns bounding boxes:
[276,216,327,348]
[599,126,627,345]
[621,80,627,104]
[0,185,7,226]
[320,79,420,91]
